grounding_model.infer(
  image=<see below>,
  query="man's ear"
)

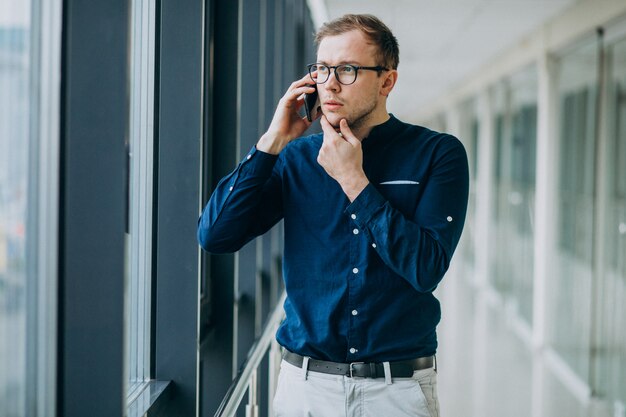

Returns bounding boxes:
[380,69,398,97]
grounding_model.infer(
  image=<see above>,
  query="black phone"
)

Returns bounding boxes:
[303,85,319,122]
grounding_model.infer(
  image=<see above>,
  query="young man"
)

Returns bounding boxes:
[198,14,469,417]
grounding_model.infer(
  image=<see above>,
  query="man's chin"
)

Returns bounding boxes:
[323,113,346,128]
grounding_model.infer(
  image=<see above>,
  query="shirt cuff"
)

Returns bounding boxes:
[239,145,279,176]
[344,183,387,227]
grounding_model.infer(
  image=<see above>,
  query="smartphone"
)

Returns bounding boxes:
[303,85,319,122]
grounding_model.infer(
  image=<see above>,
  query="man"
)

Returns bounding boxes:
[198,14,469,417]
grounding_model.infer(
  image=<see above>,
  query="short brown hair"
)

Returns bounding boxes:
[315,14,399,70]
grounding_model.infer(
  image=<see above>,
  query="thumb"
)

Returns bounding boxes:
[320,115,334,134]
[339,119,359,146]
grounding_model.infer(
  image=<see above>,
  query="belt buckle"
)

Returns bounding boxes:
[349,362,364,378]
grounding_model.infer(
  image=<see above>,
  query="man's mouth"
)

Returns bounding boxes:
[324,100,343,110]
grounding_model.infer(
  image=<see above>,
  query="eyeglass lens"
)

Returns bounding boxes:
[309,64,357,85]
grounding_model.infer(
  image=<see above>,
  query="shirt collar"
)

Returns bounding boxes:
[361,114,404,150]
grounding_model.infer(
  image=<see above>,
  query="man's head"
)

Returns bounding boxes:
[315,14,399,71]
[312,14,399,135]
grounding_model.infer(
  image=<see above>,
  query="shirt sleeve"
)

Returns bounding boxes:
[197,146,284,254]
[345,136,470,293]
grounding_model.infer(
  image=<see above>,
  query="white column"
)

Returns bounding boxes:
[445,105,462,138]
[532,47,559,417]
[532,50,558,351]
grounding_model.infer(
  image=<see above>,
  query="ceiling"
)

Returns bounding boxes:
[321,0,581,122]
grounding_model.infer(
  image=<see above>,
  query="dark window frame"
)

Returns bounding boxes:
[59,0,203,415]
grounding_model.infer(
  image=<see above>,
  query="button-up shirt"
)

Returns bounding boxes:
[198,115,469,363]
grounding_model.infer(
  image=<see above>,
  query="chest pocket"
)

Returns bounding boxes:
[376,181,422,217]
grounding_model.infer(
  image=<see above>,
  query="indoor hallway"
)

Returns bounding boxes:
[436,264,608,417]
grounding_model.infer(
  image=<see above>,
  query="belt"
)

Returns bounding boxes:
[282,351,434,379]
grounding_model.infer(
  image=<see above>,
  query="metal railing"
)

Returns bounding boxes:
[214,291,287,417]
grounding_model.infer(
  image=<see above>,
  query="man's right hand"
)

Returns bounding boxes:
[257,73,319,155]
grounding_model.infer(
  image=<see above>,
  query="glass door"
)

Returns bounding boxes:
[594,33,626,410]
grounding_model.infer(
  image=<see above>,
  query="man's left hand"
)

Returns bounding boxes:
[317,116,369,202]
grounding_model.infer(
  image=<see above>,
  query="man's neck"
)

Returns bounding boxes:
[352,112,391,141]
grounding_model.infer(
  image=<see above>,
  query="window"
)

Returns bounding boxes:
[489,66,538,325]
[0,0,61,415]
[0,4,31,413]
[548,36,599,382]
[125,0,156,400]
[595,33,626,407]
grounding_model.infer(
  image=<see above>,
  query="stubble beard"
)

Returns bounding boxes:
[326,97,378,134]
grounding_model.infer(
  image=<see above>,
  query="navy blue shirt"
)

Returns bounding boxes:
[198,115,469,363]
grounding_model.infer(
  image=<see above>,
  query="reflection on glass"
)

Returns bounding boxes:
[549,38,598,383]
[125,0,156,400]
[490,66,537,326]
[0,3,31,416]
[596,35,626,406]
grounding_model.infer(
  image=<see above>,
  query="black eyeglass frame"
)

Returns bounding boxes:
[307,63,389,85]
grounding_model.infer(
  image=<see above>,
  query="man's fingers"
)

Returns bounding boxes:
[281,72,317,108]
[280,85,315,109]
[320,115,333,133]
[294,96,305,111]
[291,72,316,92]
[339,119,359,146]
[291,85,315,99]
[320,116,341,139]
[290,72,314,88]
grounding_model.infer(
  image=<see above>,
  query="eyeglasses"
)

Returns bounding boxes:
[307,63,389,85]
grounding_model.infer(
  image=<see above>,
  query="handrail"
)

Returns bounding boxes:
[214,291,287,417]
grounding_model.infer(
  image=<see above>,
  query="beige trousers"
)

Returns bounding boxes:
[273,359,440,417]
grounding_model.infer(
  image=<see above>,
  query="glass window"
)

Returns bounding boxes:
[125,0,156,400]
[548,37,599,383]
[490,83,511,295]
[489,66,538,325]
[0,4,31,414]
[595,34,626,406]
[1,1,60,415]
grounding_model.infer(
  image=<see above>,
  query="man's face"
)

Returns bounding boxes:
[315,30,386,130]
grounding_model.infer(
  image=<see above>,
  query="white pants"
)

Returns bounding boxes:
[273,359,440,417]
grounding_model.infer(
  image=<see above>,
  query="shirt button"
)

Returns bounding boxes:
[447,216,453,222]
[352,310,358,316]
[371,243,377,248]
[351,214,357,220]
[352,228,359,235]
[349,348,357,354]
[229,186,234,191]
[246,154,252,160]
[352,268,359,274]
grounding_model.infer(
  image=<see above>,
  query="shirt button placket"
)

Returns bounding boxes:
[348,212,360,358]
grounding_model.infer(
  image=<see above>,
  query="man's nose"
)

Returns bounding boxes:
[325,70,341,91]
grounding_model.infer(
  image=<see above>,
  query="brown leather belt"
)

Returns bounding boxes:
[282,351,434,379]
